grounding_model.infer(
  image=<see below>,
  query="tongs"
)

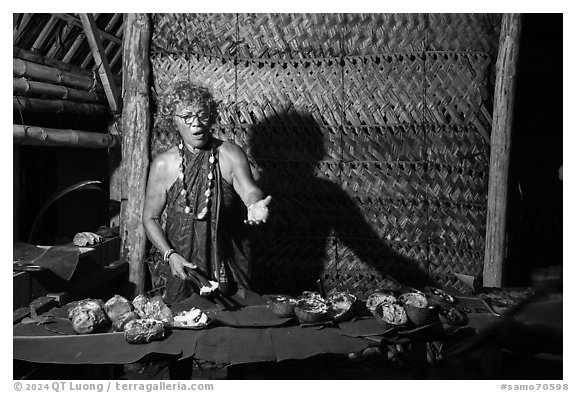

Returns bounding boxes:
[184,267,241,310]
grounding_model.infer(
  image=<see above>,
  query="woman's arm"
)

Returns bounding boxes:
[220,142,271,224]
[142,154,196,279]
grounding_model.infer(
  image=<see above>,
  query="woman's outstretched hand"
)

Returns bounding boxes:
[244,195,272,225]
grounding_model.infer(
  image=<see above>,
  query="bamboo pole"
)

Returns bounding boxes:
[13,96,109,115]
[31,15,58,53]
[54,13,122,45]
[13,14,32,43]
[13,124,120,148]
[14,45,94,78]
[14,58,96,91]
[120,13,151,296]
[13,78,102,103]
[483,14,522,288]
[81,13,122,69]
[80,13,121,112]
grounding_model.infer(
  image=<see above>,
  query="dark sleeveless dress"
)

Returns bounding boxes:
[148,140,251,305]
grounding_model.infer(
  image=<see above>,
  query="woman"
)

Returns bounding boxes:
[143,81,271,304]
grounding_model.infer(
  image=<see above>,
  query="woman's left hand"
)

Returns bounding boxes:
[244,195,272,225]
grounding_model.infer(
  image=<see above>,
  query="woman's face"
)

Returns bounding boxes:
[174,103,212,149]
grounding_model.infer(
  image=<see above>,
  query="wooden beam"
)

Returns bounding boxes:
[81,13,122,69]
[13,13,32,43]
[54,13,122,45]
[46,17,77,60]
[120,13,151,296]
[79,13,121,112]
[14,124,120,148]
[31,15,58,53]
[483,14,523,288]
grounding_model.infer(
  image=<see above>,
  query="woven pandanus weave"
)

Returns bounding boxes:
[150,13,501,296]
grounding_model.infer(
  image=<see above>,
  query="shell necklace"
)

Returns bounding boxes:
[178,139,215,220]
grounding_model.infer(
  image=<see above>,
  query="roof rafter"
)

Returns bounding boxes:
[79,13,120,112]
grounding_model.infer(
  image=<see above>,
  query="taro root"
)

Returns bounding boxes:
[67,299,110,334]
[294,298,329,324]
[124,319,166,344]
[267,295,296,318]
[104,295,134,324]
[398,292,436,326]
[374,302,408,328]
[143,296,174,326]
[131,294,174,326]
[326,291,357,322]
[132,294,150,318]
[112,311,140,332]
[366,292,397,316]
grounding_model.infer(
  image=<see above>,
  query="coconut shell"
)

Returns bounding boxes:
[294,299,329,324]
[374,302,408,328]
[326,291,357,322]
[268,295,296,318]
[398,292,436,326]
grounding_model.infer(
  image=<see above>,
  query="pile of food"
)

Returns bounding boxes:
[368,286,467,328]
[173,307,210,328]
[65,293,208,344]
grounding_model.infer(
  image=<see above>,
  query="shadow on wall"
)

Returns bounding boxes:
[245,111,433,296]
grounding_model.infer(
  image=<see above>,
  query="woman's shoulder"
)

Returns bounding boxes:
[150,146,179,174]
[216,139,247,160]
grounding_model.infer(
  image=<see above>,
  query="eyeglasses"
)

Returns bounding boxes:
[175,112,211,125]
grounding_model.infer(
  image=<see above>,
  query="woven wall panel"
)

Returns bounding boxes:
[152,13,237,55]
[150,13,502,293]
[344,55,424,126]
[426,125,489,168]
[426,164,488,204]
[343,13,426,55]
[336,196,428,244]
[247,194,341,239]
[424,52,493,136]
[321,270,405,297]
[235,59,342,126]
[335,238,430,287]
[250,237,337,295]
[152,54,236,106]
[151,53,191,93]
[426,202,486,250]
[246,123,340,162]
[250,161,341,193]
[427,243,484,285]
[340,162,428,199]
[341,125,426,163]
[426,13,502,53]
[236,13,345,59]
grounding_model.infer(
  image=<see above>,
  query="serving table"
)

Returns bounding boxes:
[13,289,502,378]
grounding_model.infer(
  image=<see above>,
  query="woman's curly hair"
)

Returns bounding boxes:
[154,80,217,134]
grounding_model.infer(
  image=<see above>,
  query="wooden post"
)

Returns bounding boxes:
[483,14,522,287]
[121,13,151,296]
